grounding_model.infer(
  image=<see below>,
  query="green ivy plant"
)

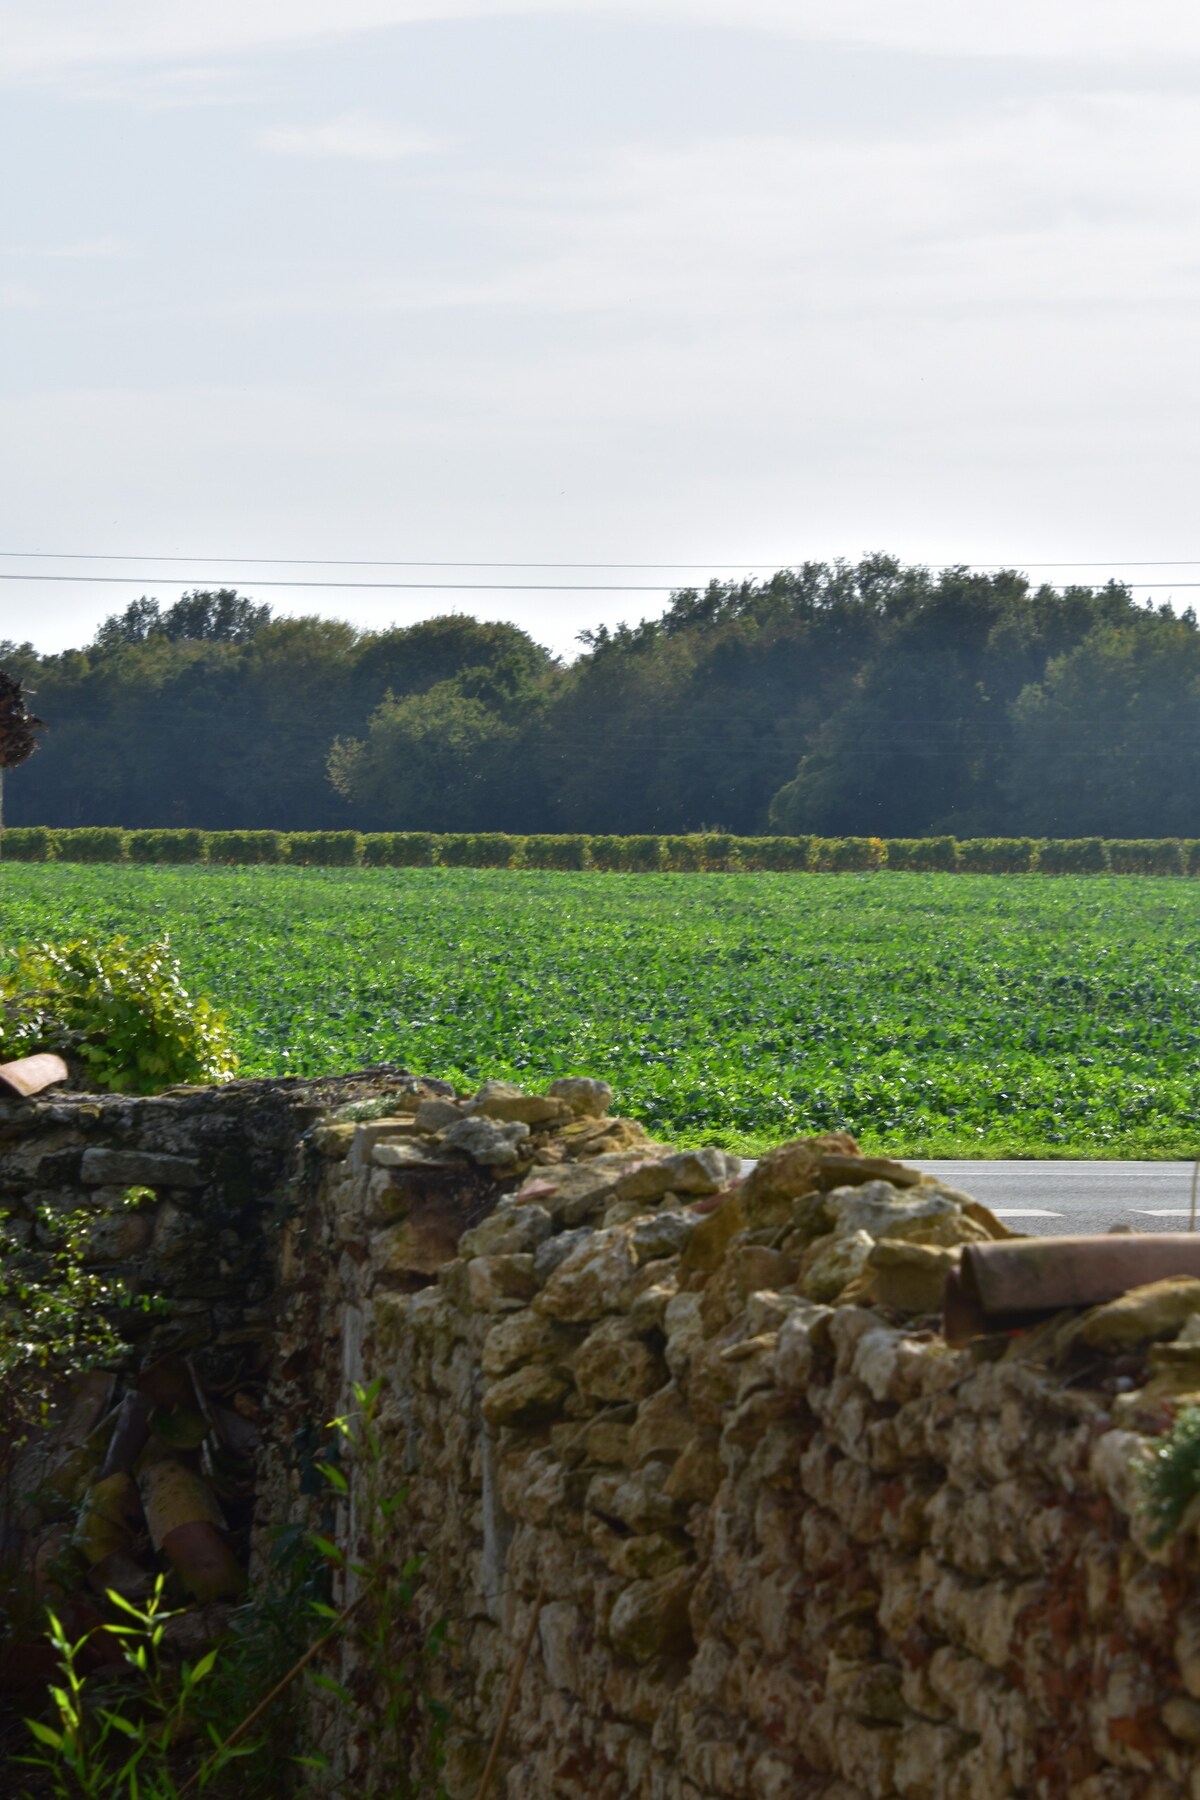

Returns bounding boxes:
[0,936,237,1093]
[1138,1405,1200,1546]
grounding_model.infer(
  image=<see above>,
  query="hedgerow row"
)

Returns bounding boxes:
[3,828,1200,874]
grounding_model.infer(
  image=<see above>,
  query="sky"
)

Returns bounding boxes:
[3,1,1200,659]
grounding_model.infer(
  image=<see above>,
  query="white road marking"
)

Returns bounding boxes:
[1131,1209,1195,1217]
[993,1208,1063,1218]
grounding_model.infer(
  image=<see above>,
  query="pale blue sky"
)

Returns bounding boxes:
[3,2,1200,656]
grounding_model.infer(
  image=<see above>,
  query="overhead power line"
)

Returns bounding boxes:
[1,572,1199,594]
[3,550,1200,572]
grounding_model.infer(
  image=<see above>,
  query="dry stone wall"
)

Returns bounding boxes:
[265,1083,1200,1800]
[9,1072,1200,1797]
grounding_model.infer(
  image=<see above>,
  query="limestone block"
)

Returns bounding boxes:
[546,1077,613,1118]
[467,1081,570,1128]
[347,1117,423,1169]
[81,1147,203,1189]
[859,1240,961,1313]
[608,1566,694,1662]
[534,1229,638,1322]
[663,1292,705,1382]
[803,1230,873,1302]
[626,1384,693,1467]
[616,1148,740,1205]
[516,1161,635,1228]
[1075,1277,1200,1352]
[604,1531,689,1582]
[481,1366,570,1428]
[311,1121,355,1158]
[662,1433,722,1505]
[466,1255,539,1312]
[460,1203,553,1259]
[538,1599,586,1690]
[572,1317,667,1404]
[372,1140,458,1170]
[481,1311,571,1377]
[730,1244,798,1300]
[630,1210,696,1265]
[440,1116,531,1169]
[827,1180,983,1247]
[773,1301,833,1392]
[677,1192,745,1278]
[627,1277,679,1334]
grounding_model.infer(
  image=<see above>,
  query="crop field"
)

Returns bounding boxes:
[1,865,1198,1158]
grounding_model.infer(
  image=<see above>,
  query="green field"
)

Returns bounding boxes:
[2,865,1198,1158]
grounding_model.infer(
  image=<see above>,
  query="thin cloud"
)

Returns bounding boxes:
[1,236,126,260]
[256,113,445,161]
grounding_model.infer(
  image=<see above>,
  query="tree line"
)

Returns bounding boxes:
[4,556,1198,836]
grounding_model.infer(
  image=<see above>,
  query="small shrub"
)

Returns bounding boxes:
[957,837,1037,873]
[0,826,57,862]
[435,832,519,868]
[732,836,813,872]
[885,837,960,872]
[1184,840,1200,877]
[55,827,129,863]
[0,936,237,1093]
[286,830,363,867]
[522,834,590,870]
[361,832,435,867]
[811,836,886,872]
[205,830,288,865]
[660,835,707,872]
[1035,838,1109,874]
[127,828,208,865]
[1105,839,1185,876]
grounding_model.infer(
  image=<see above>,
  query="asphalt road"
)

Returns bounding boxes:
[916,1160,1200,1237]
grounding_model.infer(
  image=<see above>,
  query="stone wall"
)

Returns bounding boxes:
[265,1084,1200,1800]
[9,1073,1200,1798]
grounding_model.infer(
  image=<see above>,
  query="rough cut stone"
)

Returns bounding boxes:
[803,1230,874,1303]
[534,1229,638,1322]
[459,1203,553,1259]
[467,1081,571,1127]
[572,1318,667,1404]
[482,1311,572,1377]
[608,1567,694,1662]
[630,1210,696,1265]
[546,1077,613,1117]
[441,1115,530,1169]
[81,1148,203,1189]
[466,1254,539,1312]
[482,1365,571,1428]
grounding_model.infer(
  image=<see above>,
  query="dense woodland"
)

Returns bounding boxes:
[4,557,1198,836]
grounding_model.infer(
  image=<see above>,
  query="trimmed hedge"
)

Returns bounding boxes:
[206,831,288,865]
[1036,838,1110,874]
[55,827,129,863]
[522,834,590,870]
[1105,839,1185,876]
[361,832,434,867]
[437,833,519,868]
[0,826,58,862]
[885,837,959,872]
[733,836,812,872]
[9,827,1200,873]
[811,836,887,872]
[287,831,363,867]
[957,837,1037,873]
[127,829,208,865]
